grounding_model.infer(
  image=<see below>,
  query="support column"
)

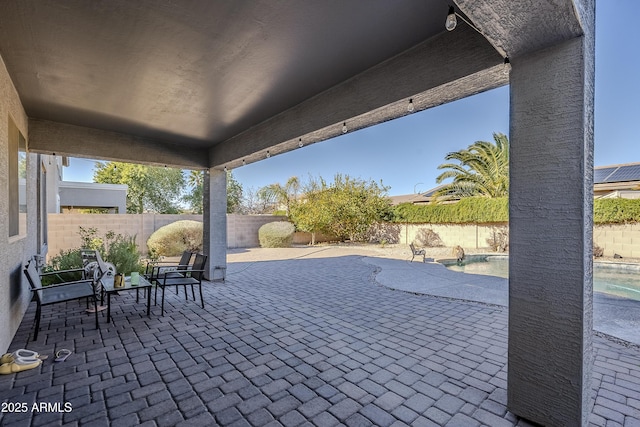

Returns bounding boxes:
[203,169,227,281]
[508,14,594,426]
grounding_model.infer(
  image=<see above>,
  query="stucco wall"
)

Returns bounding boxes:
[47,214,286,258]
[0,54,35,354]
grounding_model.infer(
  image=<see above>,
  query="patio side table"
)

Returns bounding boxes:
[102,275,153,323]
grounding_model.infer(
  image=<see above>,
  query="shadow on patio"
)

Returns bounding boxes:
[1,253,639,426]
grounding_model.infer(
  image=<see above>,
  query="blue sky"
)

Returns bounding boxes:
[64,1,639,196]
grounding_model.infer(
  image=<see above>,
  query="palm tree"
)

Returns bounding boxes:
[434,133,509,200]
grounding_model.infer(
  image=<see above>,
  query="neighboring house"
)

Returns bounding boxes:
[44,155,127,214]
[392,162,640,205]
[58,181,127,214]
[594,162,640,198]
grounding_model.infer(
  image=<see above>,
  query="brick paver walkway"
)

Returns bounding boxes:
[1,253,640,426]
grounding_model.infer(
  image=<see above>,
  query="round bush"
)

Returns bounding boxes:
[258,221,295,248]
[147,220,203,257]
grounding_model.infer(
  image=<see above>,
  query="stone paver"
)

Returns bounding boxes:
[0,247,639,426]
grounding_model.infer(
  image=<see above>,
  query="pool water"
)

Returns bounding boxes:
[445,257,640,301]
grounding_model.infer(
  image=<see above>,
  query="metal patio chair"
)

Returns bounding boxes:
[23,259,99,341]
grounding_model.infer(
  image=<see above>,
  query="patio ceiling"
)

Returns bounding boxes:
[0,0,583,169]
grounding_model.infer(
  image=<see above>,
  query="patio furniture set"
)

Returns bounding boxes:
[22,250,208,340]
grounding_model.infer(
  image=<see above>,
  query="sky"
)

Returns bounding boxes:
[64,1,640,197]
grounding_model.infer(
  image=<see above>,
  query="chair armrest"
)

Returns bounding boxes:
[31,279,95,291]
[40,268,86,277]
[161,269,205,284]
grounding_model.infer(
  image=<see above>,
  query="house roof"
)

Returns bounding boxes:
[595,163,640,184]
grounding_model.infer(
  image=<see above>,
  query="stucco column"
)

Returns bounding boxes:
[203,168,227,280]
[508,14,595,427]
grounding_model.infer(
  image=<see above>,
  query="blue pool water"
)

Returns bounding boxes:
[444,256,640,301]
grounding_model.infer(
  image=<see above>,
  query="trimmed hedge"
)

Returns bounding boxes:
[147,220,203,256]
[594,198,640,224]
[393,197,640,225]
[393,197,508,224]
[258,221,295,248]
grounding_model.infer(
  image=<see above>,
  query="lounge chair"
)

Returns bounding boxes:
[23,259,99,341]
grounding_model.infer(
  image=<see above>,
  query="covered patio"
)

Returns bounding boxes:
[1,248,638,426]
[1,0,597,425]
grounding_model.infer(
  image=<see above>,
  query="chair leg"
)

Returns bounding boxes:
[199,284,204,308]
[92,296,99,329]
[161,287,166,315]
[33,304,42,341]
[190,284,196,301]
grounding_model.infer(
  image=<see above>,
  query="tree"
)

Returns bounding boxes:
[182,170,243,214]
[257,176,300,215]
[434,133,509,200]
[290,174,391,243]
[94,162,185,213]
[290,177,332,245]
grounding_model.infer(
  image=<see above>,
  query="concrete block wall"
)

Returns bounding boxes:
[228,215,288,248]
[399,223,503,249]
[593,224,640,258]
[47,213,285,258]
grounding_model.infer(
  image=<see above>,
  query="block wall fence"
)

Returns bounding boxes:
[46,214,287,259]
[46,214,640,259]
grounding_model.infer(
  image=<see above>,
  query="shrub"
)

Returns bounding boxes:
[147,220,203,257]
[415,228,443,247]
[259,222,295,248]
[106,234,143,274]
[43,227,143,282]
[486,225,509,252]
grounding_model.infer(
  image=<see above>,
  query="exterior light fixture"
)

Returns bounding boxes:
[342,122,348,134]
[445,6,457,31]
[503,57,511,75]
[224,166,227,172]
[242,159,246,166]
[298,138,303,148]
[266,150,270,158]
[408,98,414,113]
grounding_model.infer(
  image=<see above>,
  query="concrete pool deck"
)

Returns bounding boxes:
[359,252,640,346]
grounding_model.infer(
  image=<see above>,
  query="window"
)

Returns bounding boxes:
[8,116,26,237]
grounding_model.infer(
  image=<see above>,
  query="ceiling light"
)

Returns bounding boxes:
[445,6,457,31]
[503,57,511,75]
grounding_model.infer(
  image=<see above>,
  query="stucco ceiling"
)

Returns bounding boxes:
[0,1,453,146]
[0,0,585,169]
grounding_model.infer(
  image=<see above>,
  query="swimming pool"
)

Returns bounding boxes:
[443,255,640,301]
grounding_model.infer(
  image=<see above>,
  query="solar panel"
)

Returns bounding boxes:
[606,165,640,182]
[594,167,617,183]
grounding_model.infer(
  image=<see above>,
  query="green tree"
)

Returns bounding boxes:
[290,177,332,244]
[182,170,243,214]
[434,133,509,200]
[290,174,391,243]
[257,176,300,215]
[94,162,185,213]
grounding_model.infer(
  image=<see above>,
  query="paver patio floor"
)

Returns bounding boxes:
[1,248,639,426]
